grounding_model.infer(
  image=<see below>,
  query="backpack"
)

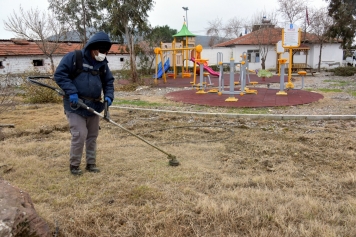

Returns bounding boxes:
[69,50,106,87]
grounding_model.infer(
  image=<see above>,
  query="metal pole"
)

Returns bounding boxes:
[182,7,189,28]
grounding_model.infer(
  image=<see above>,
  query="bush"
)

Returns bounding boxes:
[22,78,62,104]
[332,66,356,76]
[0,74,17,115]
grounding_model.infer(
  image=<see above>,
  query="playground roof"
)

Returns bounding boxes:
[173,23,196,38]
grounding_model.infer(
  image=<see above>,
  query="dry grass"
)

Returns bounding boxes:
[1,100,356,237]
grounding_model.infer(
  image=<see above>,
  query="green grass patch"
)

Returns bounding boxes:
[323,80,356,87]
[318,88,343,93]
[226,107,270,114]
[114,100,165,107]
[346,89,356,97]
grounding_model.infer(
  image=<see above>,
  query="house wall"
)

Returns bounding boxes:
[309,43,343,68]
[281,43,342,69]
[0,55,55,74]
[107,54,129,71]
[199,43,343,71]
[202,46,278,71]
[0,54,130,75]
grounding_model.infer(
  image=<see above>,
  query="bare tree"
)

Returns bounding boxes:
[245,9,279,32]
[225,17,244,38]
[277,0,307,24]
[206,17,244,47]
[206,17,225,47]
[308,7,333,72]
[4,6,67,73]
[248,11,280,69]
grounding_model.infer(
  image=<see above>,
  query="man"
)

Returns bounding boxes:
[55,31,115,175]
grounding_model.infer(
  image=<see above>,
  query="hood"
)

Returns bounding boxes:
[84,31,112,52]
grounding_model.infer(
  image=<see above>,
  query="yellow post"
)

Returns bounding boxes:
[181,40,184,76]
[193,45,203,85]
[154,47,161,84]
[172,40,176,79]
[192,49,197,85]
[286,48,294,89]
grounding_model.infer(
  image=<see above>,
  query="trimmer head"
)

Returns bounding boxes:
[168,154,180,166]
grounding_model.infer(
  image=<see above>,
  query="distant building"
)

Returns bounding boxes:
[201,27,343,71]
[0,39,129,75]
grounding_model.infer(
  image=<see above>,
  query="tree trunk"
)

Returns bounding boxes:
[261,58,266,70]
[81,0,87,45]
[125,26,138,84]
[318,42,323,72]
[49,55,55,74]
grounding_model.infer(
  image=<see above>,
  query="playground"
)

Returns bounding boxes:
[150,22,324,108]
[150,71,322,108]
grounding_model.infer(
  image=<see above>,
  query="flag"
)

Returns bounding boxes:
[306,7,310,26]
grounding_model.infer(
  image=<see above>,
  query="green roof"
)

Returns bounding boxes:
[173,23,196,37]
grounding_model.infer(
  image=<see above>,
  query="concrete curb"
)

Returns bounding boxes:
[111,106,356,120]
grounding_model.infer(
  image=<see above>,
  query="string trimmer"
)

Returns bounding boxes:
[27,76,180,166]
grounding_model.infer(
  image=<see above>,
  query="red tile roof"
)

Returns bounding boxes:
[213,28,336,47]
[0,39,128,56]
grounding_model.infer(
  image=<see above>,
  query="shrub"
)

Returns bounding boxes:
[22,78,62,104]
[0,74,17,115]
[332,66,356,76]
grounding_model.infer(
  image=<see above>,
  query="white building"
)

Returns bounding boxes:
[0,39,130,75]
[198,27,343,72]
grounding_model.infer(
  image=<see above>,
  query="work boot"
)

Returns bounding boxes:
[85,164,100,173]
[70,165,82,175]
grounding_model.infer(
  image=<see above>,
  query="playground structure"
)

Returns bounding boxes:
[191,50,258,102]
[153,21,308,105]
[153,21,220,84]
[215,52,257,102]
[153,21,196,83]
[277,58,306,95]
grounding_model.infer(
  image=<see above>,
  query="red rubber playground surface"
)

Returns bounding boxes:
[124,73,324,108]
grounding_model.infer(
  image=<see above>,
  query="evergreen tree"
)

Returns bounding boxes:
[48,0,101,45]
[98,0,155,84]
[327,0,356,48]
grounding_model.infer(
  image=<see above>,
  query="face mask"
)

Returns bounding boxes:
[95,52,106,61]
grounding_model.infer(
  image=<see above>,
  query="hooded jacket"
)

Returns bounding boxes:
[54,31,115,117]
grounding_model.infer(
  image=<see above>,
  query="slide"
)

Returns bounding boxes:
[154,58,170,79]
[191,57,220,77]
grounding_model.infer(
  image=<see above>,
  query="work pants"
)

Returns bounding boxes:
[66,112,100,166]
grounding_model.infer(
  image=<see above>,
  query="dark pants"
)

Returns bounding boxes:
[66,112,100,166]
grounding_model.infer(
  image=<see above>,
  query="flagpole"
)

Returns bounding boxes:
[304,7,307,42]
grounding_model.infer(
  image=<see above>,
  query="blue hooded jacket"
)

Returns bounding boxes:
[54,31,115,117]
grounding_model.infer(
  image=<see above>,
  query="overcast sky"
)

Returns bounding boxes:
[0,0,328,40]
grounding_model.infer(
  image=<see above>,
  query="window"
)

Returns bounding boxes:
[0,61,3,69]
[247,50,260,63]
[33,59,43,66]
[120,58,124,62]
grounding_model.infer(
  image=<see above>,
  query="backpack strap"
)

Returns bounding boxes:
[69,50,83,80]
[99,65,106,87]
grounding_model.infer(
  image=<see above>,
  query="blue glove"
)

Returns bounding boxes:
[105,96,112,106]
[69,94,78,104]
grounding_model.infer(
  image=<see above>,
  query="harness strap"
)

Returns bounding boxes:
[80,96,102,102]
